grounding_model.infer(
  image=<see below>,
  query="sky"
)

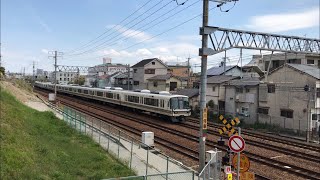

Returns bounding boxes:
[1,0,319,74]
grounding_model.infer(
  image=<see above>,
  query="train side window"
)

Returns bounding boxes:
[69,88,72,91]
[97,91,103,97]
[106,92,113,98]
[78,89,81,93]
[117,94,120,100]
[83,90,88,94]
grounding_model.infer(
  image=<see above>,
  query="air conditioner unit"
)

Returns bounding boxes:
[235,95,240,101]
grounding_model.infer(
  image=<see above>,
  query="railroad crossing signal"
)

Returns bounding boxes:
[218,115,240,136]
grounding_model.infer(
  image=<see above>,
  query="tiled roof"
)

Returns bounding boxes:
[147,74,173,81]
[207,65,239,76]
[287,64,320,79]
[131,58,158,68]
[226,77,260,86]
[207,75,239,84]
[173,88,199,98]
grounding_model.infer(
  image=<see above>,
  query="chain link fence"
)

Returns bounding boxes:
[48,104,195,179]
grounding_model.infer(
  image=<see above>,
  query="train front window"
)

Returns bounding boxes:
[170,97,189,109]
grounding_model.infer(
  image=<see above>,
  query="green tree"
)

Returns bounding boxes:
[0,67,5,75]
[207,100,214,109]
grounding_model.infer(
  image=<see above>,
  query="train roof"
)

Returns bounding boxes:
[36,82,188,98]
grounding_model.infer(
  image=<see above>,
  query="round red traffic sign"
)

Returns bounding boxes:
[228,135,245,153]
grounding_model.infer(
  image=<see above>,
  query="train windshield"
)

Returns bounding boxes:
[170,97,189,110]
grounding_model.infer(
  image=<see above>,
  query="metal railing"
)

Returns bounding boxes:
[198,149,221,180]
[43,101,195,179]
[104,171,195,180]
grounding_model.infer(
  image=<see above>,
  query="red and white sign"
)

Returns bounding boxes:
[228,135,245,153]
[224,165,232,174]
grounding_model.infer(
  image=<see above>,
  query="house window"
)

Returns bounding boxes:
[258,107,269,115]
[317,88,320,97]
[152,62,155,65]
[280,109,293,118]
[241,107,249,113]
[134,69,137,73]
[60,78,62,80]
[312,114,317,120]
[64,78,66,81]
[245,88,250,93]
[267,84,275,93]
[134,81,139,85]
[212,86,216,92]
[145,69,155,74]
[153,81,158,87]
[236,87,243,93]
[288,59,301,64]
[307,59,314,64]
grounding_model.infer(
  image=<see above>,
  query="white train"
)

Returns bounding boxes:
[35,82,191,122]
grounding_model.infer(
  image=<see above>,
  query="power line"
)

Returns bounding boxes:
[65,0,172,56]
[65,0,200,58]
[64,0,156,55]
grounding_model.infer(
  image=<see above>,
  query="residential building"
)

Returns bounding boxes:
[36,69,44,76]
[97,72,121,88]
[167,65,190,77]
[206,75,239,113]
[251,53,320,73]
[85,59,128,87]
[258,63,320,133]
[173,88,199,109]
[114,71,133,90]
[224,77,260,124]
[146,74,182,92]
[50,71,79,84]
[131,58,168,90]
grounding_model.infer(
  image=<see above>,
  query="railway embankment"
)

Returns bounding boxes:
[0,82,135,179]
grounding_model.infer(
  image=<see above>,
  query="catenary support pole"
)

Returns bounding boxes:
[199,0,209,172]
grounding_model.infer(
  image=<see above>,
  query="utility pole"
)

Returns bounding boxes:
[187,56,191,88]
[33,61,35,82]
[199,0,209,172]
[127,64,130,90]
[49,51,63,98]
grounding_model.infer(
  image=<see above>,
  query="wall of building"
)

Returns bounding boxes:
[146,77,182,92]
[225,86,259,124]
[258,66,317,132]
[206,84,226,105]
[132,60,167,90]
[168,66,189,77]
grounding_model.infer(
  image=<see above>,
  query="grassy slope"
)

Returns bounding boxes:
[0,86,135,179]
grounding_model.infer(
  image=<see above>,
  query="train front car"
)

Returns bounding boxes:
[169,95,191,122]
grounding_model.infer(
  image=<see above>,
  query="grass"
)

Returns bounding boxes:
[0,85,135,179]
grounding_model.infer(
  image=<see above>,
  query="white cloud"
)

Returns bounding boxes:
[245,7,319,32]
[41,49,48,54]
[135,48,152,56]
[112,25,152,42]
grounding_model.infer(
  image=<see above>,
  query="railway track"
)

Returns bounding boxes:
[180,122,320,164]
[35,88,319,179]
[188,117,320,153]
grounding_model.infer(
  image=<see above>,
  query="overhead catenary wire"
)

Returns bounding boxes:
[64,0,201,58]
[64,0,155,55]
[63,2,218,62]
[65,0,177,57]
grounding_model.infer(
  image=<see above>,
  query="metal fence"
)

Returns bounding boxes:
[105,171,195,180]
[50,104,194,179]
[198,149,221,180]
